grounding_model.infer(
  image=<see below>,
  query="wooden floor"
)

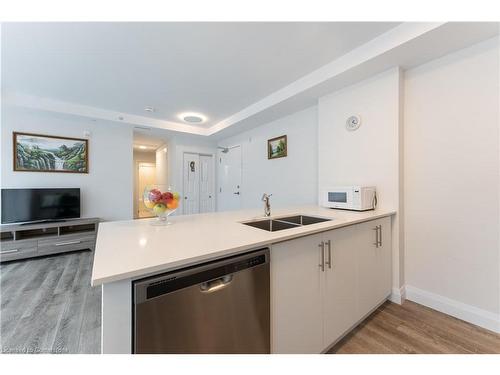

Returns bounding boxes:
[329,300,500,354]
[0,250,100,354]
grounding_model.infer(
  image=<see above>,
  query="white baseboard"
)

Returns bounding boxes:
[405,285,500,334]
[389,286,406,305]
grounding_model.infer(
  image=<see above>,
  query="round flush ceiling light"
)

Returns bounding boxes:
[178,112,207,124]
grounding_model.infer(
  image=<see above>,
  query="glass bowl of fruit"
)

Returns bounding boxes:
[143,185,180,225]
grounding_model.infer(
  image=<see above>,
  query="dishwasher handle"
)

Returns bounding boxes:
[200,275,233,293]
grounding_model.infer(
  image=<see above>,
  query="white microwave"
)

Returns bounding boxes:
[321,186,377,211]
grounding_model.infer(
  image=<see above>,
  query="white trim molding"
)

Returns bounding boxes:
[389,286,406,305]
[405,285,500,334]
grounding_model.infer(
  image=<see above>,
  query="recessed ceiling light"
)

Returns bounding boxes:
[178,112,207,124]
[144,106,156,113]
[138,145,147,150]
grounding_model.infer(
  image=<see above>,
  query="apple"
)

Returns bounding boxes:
[149,189,162,203]
[153,203,167,215]
[173,192,180,201]
[160,192,174,202]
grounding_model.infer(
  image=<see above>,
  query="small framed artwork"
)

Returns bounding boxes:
[268,135,287,159]
[13,132,89,173]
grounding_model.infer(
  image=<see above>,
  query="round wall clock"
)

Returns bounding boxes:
[346,115,361,131]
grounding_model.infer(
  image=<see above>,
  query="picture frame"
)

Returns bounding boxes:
[267,135,287,159]
[13,132,89,173]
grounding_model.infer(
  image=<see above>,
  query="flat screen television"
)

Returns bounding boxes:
[1,188,81,224]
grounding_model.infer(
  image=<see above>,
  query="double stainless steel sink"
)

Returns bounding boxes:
[242,215,332,232]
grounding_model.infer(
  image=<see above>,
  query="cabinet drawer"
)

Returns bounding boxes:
[38,234,96,247]
[0,244,37,261]
[38,239,95,255]
[1,240,37,251]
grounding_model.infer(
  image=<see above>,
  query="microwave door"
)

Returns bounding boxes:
[329,192,347,203]
[328,191,349,208]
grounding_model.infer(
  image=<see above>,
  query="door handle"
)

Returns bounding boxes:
[318,241,325,272]
[378,225,382,247]
[200,275,233,293]
[325,240,332,269]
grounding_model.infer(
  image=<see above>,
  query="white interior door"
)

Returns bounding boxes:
[183,153,200,215]
[137,162,156,218]
[199,155,214,213]
[217,146,242,211]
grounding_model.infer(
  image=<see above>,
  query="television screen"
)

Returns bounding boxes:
[1,188,80,224]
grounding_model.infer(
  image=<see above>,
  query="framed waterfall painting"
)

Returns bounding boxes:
[13,132,89,173]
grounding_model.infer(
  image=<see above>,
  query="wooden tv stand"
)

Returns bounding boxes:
[0,218,100,262]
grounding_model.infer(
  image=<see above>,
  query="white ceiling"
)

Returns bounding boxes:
[3,22,497,139]
[2,22,399,128]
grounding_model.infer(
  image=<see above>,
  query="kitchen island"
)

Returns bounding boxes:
[92,205,396,353]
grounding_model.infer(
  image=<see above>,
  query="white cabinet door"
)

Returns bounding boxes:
[356,217,392,319]
[322,226,359,347]
[378,217,392,303]
[271,233,325,353]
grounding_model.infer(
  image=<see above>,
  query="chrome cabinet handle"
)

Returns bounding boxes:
[233,192,240,195]
[55,240,82,247]
[378,225,382,247]
[373,226,379,248]
[318,241,325,272]
[325,239,332,269]
[1,249,19,255]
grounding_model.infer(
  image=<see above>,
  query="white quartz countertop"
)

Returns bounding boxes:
[91,205,395,286]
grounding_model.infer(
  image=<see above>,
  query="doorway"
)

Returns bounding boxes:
[136,162,156,218]
[217,145,242,211]
[133,131,168,219]
[183,152,215,215]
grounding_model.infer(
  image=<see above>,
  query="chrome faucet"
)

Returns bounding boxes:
[262,193,272,217]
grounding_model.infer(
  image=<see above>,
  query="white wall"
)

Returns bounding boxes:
[318,67,404,298]
[404,38,500,326]
[1,107,134,221]
[217,106,318,210]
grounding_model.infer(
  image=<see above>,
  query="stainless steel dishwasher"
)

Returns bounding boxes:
[133,248,270,354]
